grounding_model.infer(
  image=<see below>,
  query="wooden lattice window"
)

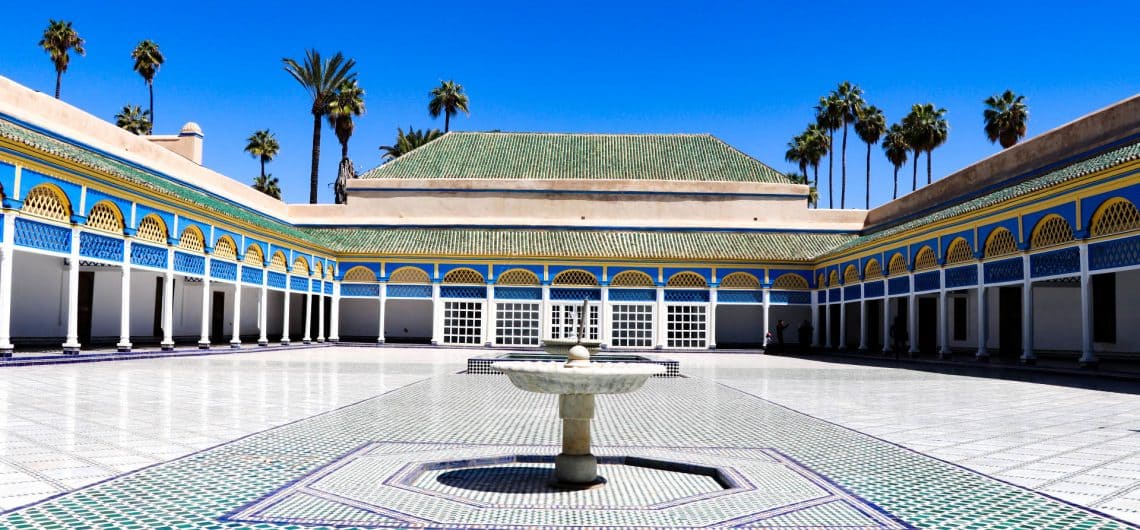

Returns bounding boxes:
[496,269,540,285]
[828,270,840,286]
[325,267,334,281]
[86,202,123,233]
[21,185,70,222]
[864,260,883,279]
[268,252,288,272]
[843,266,860,284]
[292,257,310,275]
[314,261,324,279]
[553,270,598,286]
[913,247,938,271]
[888,254,908,276]
[771,274,808,290]
[389,266,430,284]
[444,268,485,284]
[984,228,1018,259]
[343,266,377,282]
[610,270,655,287]
[945,238,974,265]
[817,273,825,288]
[1031,215,1075,249]
[178,227,204,252]
[136,215,168,244]
[214,237,237,260]
[719,272,760,289]
[243,245,264,266]
[666,272,707,288]
[1090,199,1140,238]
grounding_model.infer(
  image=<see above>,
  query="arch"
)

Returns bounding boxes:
[719,272,761,290]
[817,273,825,289]
[843,265,860,284]
[864,259,882,279]
[325,266,334,281]
[913,246,937,271]
[136,214,168,245]
[1089,197,1140,238]
[268,251,288,272]
[314,261,324,279]
[1030,214,1075,249]
[496,268,540,286]
[243,244,264,266]
[610,270,656,287]
[945,238,974,265]
[771,273,809,290]
[21,184,71,222]
[828,270,839,286]
[983,228,1018,259]
[552,269,599,286]
[887,253,908,276]
[213,236,237,260]
[666,271,708,288]
[443,268,485,284]
[342,266,377,283]
[85,201,124,233]
[389,266,431,284]
[178,226,205,252]
[292,256,310,275]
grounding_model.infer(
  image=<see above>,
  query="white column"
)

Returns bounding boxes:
[430,282,443,345]
[601,285,613,349]
[302,285,312,344]
[231,279,243,348]
[907,274,918,355]
[938,268,950,358]
[882,296,892,353]
[540,284,550,343]
[257,275,268,347]
[0,212,14,357]
[160,248,175,351]
[1078,242,1097,367]
[761,288,771,348]
[857,298,868,351]
[329,282,340,343]
[483,284,494,347]
[377,282,387,343]
[976,261,989,359]
[654,285,666,349]
[810,291,820,347]
[1021,254,1035,364]
[823,299,832,349]
[838,293,848,351]
[198,255,210,348]
[707,287,718,349]
[280,278,291,345]
[62,226,81,354]
[117,238,133,352]
[317,284,326,343]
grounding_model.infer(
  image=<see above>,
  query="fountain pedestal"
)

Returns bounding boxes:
[554,393,602,487]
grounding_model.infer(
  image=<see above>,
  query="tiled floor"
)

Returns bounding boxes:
[0,347,1137,528]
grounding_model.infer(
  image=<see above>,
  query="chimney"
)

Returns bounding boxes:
[147,122,204,165]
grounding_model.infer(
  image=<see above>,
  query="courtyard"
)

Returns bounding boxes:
[0,347,1136,529]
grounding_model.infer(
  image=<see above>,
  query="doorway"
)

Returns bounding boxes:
[998,286,1022,357]
[865,299,881,350]
[78,271,94,345]
[918,297,937,353]
[211,291,225,343]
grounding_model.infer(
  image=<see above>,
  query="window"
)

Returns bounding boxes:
[443,301,483,345]
[495,302,540,346]
[611,304,654,348]
[550,303,599,341]
[666,305,707,348]
[1092,274,1116,343]
[953,297,967,341]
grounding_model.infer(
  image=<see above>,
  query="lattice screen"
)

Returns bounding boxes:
[817,273,825,288]
[913,247,938,271]
[292,257,310,275]
[314,261,324,278]
[552,269,598,286]
[888,254,908,276]
[243,245,264,266]
[268,252,288,272]
[21,186,70,222]
[178,228,204,252]
[984,229,1018,258]
[828,270,840,286]
[720,272,761,289]
[1090,199,1140,238]
[325,268,334,281]
[771,274,808,290]
[85,202,123,233]
[864,260,883,279]
[343,266,376,282]
[389,267,430,284]
[214,237,237,260]
[443,268,485,284]
[844,266,860,284]
[136,215,167,244]
[610,270,655,287]
[496,269,540,285]
[666,272,707,288]
[945,239,974,265]
[1031,215,1075,249]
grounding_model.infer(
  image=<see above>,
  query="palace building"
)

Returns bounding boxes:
[0,75,1137,366]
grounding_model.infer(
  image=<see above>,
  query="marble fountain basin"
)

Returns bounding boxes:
[492,361,665,394]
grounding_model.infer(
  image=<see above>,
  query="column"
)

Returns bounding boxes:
[761,288,771,349]
[810,291,820,347]
[838,293,847,351]
[907,273,918,355]
[539,284,550,343]
[707,287,717,349]
[975,260,988,360]
[1021,255,1035,364]
[62,226,81,355]
[882,296,892,353]
[1078,242,1096,367]
[938,268,951,359]
[0,213,14,357]
[257,275,268,347]
[823,299,832,349]
[430,281,442,345]
[198,255,210,349]
[377,282,386,343]
[600,285,612,349]
[857,298,868,351]
[117,238,133,353]
[654,285,666,349]
[161,248,175,351]
[317,284,326,343]
[483,284,494,347]
[230,279,243,348]
[280,279,291,345]
[302,287,312,344]
[329,282,340,343]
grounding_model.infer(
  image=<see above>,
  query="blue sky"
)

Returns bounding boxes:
[1,1,1137,206]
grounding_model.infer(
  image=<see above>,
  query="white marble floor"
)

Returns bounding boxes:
[0,348,1137,524]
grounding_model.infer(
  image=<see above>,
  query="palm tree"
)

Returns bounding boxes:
[881,123,909,200]
[131,40,165,131]
[252,174,282,199]
[983,90,1029,148]
[786,171,818,207]
[38,20,85,99]
[801,124,829,208]
[428,80,470,132]
[326,80,366,161]
[244,130,280,180]
[854,105,886,209]
[282,49,357,204]
[832,82,864,209]
[814,95,842,208]
[784,134,809,180]
[903,103,949,186]
[114,105,151,135]
[379,126,444,160]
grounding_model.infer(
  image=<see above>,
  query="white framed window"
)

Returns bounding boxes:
[443,301,483,345]
[667,304,707,348]
[550,303,600,341]
[611,303,654,348]
[495,302,540,346]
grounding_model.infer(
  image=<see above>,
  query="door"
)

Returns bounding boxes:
[999,286,1021,357]
[211,291,225,343]
[918,297,937,353]
[78,271,95,345]
[866,299,881,350]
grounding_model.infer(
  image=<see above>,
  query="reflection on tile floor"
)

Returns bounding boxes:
[0,347,1137,528]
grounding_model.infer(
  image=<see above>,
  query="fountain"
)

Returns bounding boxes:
[493,300,665,489]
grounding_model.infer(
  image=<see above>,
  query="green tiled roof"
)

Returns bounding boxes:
[305,227,853,262]
[359,132,791,183]
[0,119,313,244]
[831,140,1140,254]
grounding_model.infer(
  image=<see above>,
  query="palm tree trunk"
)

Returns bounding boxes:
[840,124,848,209]
[148,81,155,134]
[260,157,266,179]
[827,130,834,209]
[55,70,62,99]
[912,151,919,191]
[341,141,349,161]
[864,142,871,209]
[893,166,899,200]
[444,112,450,133]
[926,150,933,185]
[309,114,322,204]
[812,164,820,209]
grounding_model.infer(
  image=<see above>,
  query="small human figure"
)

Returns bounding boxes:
[775,320,789,353]
[890,315,908,359]
[797,320,813,353]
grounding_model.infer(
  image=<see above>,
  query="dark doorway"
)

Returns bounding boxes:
[894,297,909,351]
[817,305,826,345]
[918,297,937,353]
[866,299,882,350]
[78,271,95,345]
[153,277,164,337]
[211,291,225,343]
[828,304,840,348]
[998,286,1022,357]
